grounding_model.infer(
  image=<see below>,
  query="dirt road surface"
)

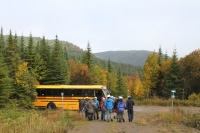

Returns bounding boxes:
[69,106,200,133]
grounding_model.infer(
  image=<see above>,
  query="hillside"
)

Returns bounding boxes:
[94,50,153,66]
[11,36,141,76]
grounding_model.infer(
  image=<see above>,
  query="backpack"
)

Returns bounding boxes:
[118,102,125,112]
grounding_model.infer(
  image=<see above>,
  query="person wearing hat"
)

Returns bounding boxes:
[104,95,114,122]
[117,96,126,122]
[93,97,99,120]
[84,97,89,118]
[126,96,135,122]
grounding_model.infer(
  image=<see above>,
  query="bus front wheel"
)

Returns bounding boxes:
[47,102,56,110]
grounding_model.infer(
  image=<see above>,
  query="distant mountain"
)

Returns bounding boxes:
[8,35,141,75]
[94,50,153,66]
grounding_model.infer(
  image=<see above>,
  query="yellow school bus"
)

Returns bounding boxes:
[33,85,109,110]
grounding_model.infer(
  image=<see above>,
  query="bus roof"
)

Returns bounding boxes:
[36,85,107,89]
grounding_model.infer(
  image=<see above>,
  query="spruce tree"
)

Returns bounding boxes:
[39,37,51,84]
[32,53,47,83]
[108,58,113,73]
[14,33,20,54]
[156,47,165,97]
[0,52,12,108]
[107,58,113,91]
[116,68,127,97]
[64,46,69,60]
[165,49,183,98]
[26,33,35,70]
[5,30,20,79]
[0,27,5,55]
[83,42,93,71]
[20,35,25,60]
[44,36,68,84]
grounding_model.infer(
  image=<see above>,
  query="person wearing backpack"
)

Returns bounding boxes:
[117,96,126,122]
[93,97,99,120]
[126,96,135,122]
[104,95,114,122]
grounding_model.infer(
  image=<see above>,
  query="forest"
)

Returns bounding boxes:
[0,27,200,109]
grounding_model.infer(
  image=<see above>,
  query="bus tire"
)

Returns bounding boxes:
[47,102,56,110]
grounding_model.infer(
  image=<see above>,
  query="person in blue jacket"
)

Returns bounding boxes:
[93,97,99,120]
[104,95,114,122]
[117,96,126,122]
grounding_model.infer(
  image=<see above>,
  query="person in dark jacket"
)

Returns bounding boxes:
[113,97,119,119]
[126,96,135,122]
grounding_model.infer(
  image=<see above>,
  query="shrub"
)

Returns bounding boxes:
[182,113,200,130]
[188,93,200,105]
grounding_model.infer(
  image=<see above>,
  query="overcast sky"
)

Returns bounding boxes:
[1,0,200,57]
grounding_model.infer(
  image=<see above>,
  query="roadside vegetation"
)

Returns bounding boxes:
[136,93,200,107]
[0,105,83,133]
[135,107,200,131]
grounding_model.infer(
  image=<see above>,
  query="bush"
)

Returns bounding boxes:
[188,93,200,105]
[183,113,200,130]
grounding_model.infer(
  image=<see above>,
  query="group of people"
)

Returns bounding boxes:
[79,95,135,122]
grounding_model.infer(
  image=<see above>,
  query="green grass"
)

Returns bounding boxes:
[0,107,84,133]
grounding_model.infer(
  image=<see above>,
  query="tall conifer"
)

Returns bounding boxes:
[0,52,12,108]
[20,35,25,60]
[0,27,5,55]
[44,36,68,84]
[26,33,35,70]
[165,49,183,98]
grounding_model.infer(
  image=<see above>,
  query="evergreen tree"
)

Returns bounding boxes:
[44,36,68,84]
[83,42,93,71]
[165,49,183,98]
[14,33,20,54]
[164,51,168,61]
[20,35,26,60]
[26,33,35,70]
[5,30,20,79]
[107,58,113,73]
[116,68,127,97]
[32,53,47,83]
[156,47,165,97]
[0,52,12,108]
[0,27,5,55]
[64,46,69,60]
[106,58,113,91]
[158,46,163,66]
[39,37,51,84]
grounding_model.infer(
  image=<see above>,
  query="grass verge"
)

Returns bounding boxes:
[0,107,84,133]
[135,107,200,131]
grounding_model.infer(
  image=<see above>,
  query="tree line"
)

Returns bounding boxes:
[0,28,199,108]
[142,47,200,99]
